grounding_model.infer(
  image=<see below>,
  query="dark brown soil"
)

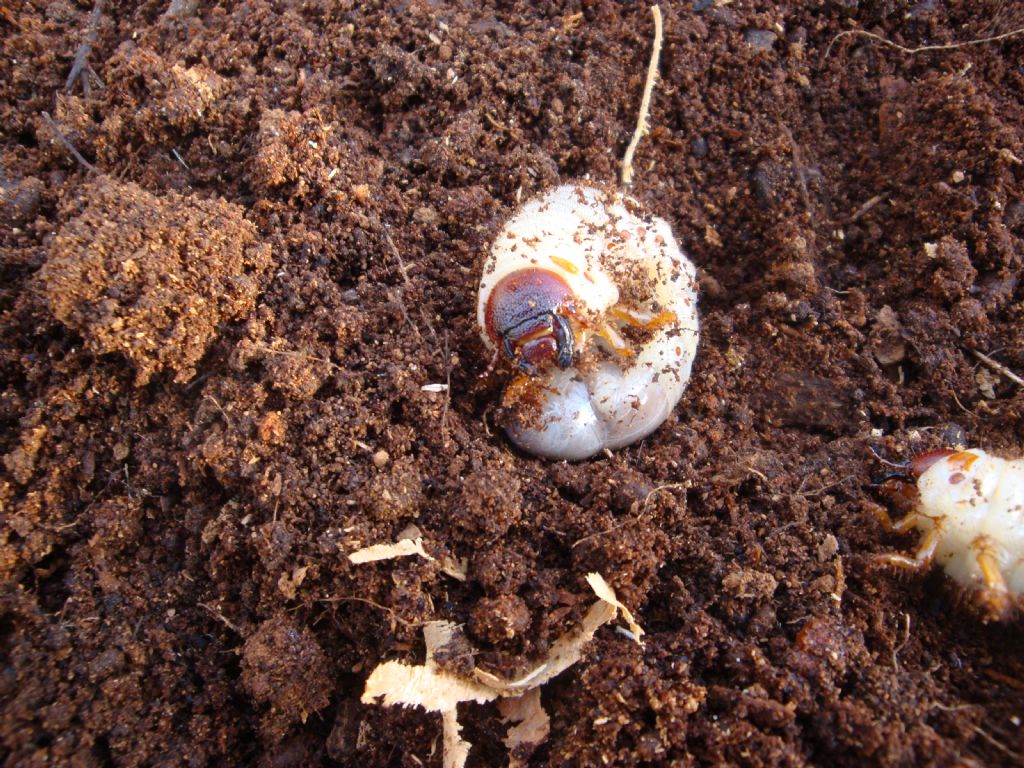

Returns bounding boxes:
[2,1,1024,766]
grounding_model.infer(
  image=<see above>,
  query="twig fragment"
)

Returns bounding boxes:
[845,193,885,224]
[40,112,97,173]
[440,329,452,447]
[620,5,663,187]
[198,601,242,634]
[973,725,1023,761]
[973,350,1024,388]
[65,0,105,97]
[782,125,811,215]
[171,148,191,171]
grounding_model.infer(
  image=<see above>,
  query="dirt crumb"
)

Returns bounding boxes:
[361,457,426,522]
[455,462,524,536]
[722,569,779,601]
[89,495,144,555]
[469,595,531,644]
[38,177,272,385]
[1,175,45,227]
[472,547,532,595]
[241,615,332,741]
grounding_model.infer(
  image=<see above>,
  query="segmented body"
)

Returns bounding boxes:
[917,450,1024,596]
[879,448,1024,618]
[477,183,699,461]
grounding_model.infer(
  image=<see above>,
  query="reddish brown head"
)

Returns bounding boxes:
[870,446,957,489]
[484,269,578,372]
[909,449,958,477]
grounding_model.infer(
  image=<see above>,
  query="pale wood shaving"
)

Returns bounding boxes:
[440,555,469,581]
[498,688,550,768]
[360,573,636,768]
[442,709,471,768]
[348,537,434,564]
[361,660,497,712]
[423,620,459,661]
[473,600,617,693]
[585,572,646,644]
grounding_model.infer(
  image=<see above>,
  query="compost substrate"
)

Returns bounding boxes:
[2,1,1024,765]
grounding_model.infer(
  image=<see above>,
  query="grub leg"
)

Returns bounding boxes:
[502,374,536,407]
[874,527,941,572]
[608,304,676,330]
[975,549,1012,621]
[593,322,634,358]
[871,504,924,535]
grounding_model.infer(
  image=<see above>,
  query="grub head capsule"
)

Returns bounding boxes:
[483,269,578,373]
[476,183,700,461]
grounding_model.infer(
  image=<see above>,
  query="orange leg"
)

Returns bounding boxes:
[593,322,634,358]
[874,527,941,572]
[592,305,678,359]
[975,549,1011,621]
[607,304,677,330]
[871,504,924,535]
[501,374,546,409]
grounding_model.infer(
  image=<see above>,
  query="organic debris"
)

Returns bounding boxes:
[498,688,549,768]
[361,573,643,768]
[348,537,434,564]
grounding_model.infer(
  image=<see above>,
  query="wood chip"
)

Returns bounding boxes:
[360,572,636,768]
[585,572,645,644]
[498,688,550,768]
[440,556,468,581]
[348,537,434,564]
[473,600,618,693]
[361,657,497,711]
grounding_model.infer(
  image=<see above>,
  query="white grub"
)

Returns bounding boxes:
[477,183,699,461]
[877,448,1024,619]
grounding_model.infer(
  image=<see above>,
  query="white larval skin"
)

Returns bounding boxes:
[477,184,699,461]
[915,449,1024,597]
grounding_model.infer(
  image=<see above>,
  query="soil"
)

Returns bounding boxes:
[2,1,1024,766]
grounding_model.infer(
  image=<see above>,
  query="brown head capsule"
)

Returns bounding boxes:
[483,269,579,373]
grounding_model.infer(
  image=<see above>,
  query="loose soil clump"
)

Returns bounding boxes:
[39,177,271,385]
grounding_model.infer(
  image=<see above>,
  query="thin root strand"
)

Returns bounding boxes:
[620,5,663,187]
[823,25,1024,63]
[41,111,97,173]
